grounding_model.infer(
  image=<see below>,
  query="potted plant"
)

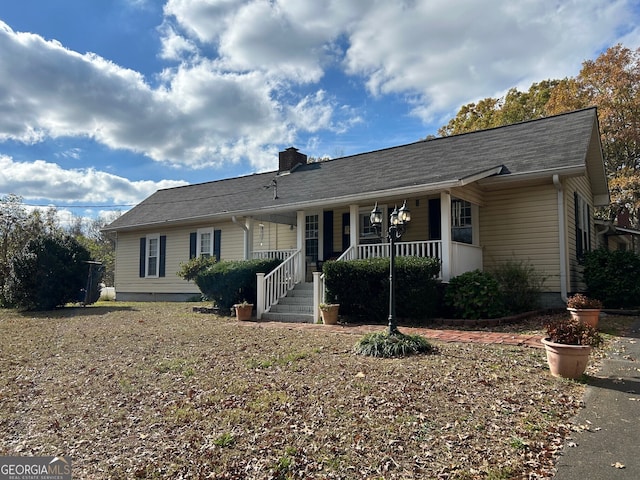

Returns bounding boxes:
[234,300,253,321]
[541,316,603,379]
[566,293,603,328]
[319,303,340,325]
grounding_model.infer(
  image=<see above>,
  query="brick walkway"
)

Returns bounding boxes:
[243,320,544,349]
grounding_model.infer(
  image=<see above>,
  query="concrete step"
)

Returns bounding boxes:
[278,295,312,305]
[260,312,314,323]
[262,282,315,323]
[269,303,314,314]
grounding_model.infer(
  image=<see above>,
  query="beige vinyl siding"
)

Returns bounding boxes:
[565,176,594,292]
[480,184,560,292]
[252,221,297,252]
[115,227,199,295]
[115,221,246,295]
[401,197,430,243]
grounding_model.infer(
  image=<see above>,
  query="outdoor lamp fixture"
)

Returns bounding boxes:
[370,200,411,335]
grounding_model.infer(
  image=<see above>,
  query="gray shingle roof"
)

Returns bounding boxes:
[105,108,603,231]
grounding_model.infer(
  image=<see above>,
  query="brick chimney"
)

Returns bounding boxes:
[278,147,307,172]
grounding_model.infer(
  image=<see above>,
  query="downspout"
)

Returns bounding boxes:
[553,175,568,302]
[231,216,249,259]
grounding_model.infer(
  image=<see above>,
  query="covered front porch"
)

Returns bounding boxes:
[245,191,484,321]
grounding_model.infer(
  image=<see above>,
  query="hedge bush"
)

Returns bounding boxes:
[444,269,505,319]
[583,249,640,308]
[190,258,281,313]
[323,256,441,322]
[6,233,93,310]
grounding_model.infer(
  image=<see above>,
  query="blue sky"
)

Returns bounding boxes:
[0,0,639,225]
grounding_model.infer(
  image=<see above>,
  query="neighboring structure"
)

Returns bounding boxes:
[104,108,609,316]
[595,209,640,253]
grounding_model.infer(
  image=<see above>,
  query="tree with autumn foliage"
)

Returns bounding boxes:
[439,44,640,230]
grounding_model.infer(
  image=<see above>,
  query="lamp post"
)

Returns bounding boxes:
[370,200,411,335]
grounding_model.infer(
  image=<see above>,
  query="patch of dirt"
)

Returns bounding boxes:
[0,303,626,479]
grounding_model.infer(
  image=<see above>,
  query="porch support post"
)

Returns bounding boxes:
[256,272,265,319]
[297,210,305,283]
[349,204,358,248]
[440,191,452,281]
[312,271,322,323]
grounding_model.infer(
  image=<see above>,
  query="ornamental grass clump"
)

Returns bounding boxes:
[354,331,434,358]
[544,317,602,347]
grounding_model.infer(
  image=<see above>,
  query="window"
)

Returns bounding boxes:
[359,205,384,243]
[140,234,166,278]
[305,214,319,262]
[147,235,159,276]
[361,211,378,238]
[452,199,472,244]
[189,229,221,260]
[575,193,591,258]
[198,228,213,257]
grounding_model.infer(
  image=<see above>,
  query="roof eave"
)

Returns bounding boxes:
[477,165,586,187]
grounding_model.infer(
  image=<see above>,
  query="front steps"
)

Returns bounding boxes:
[260,282,315,323]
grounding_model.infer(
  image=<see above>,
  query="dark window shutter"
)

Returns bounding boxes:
[586,204,591,252]
[574,192,582,258]
[159,235,167,277]
[213,229,221,261]
[189,232,197,259]
[139,237,146,278]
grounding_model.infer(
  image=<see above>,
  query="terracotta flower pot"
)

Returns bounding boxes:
[320,304,339,325]
[541,337,592,379]
[234,304,253,321]
[567,308,601,328]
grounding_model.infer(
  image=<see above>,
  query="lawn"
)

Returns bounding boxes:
[0,303,629,479]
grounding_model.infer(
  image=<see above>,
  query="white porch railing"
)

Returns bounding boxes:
[355,240,442,261]
[256,249,302,319]
[253,249,297,261]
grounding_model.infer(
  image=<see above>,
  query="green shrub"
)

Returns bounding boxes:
[583,249,640,308]
[6,234,92,310]
[354,331,434,357]
[491,259,545,314]
[444,270,506,319]
[323,256,441,322]
[191,258,281,313]
[177,255,218,282]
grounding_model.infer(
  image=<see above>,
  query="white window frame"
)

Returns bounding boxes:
[197,228,214,258]
[146,234,160,278]
[305,214,319,262]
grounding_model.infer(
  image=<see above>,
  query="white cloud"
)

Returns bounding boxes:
[343,0,639,120]
[0,155,187,205]
[0,0,638,180]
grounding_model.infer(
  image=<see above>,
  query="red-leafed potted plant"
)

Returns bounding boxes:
[566,293,603,328]
[541,316,602,379]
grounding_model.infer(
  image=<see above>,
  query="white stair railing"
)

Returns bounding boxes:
[257,249,302,319]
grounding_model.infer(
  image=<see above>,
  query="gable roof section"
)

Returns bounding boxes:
[105,108,606,231]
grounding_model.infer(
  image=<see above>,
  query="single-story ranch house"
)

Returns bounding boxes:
[104,107,609,322]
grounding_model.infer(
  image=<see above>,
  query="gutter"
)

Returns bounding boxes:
[553,174,568,302]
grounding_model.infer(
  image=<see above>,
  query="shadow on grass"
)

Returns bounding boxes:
[12,304,137,318]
